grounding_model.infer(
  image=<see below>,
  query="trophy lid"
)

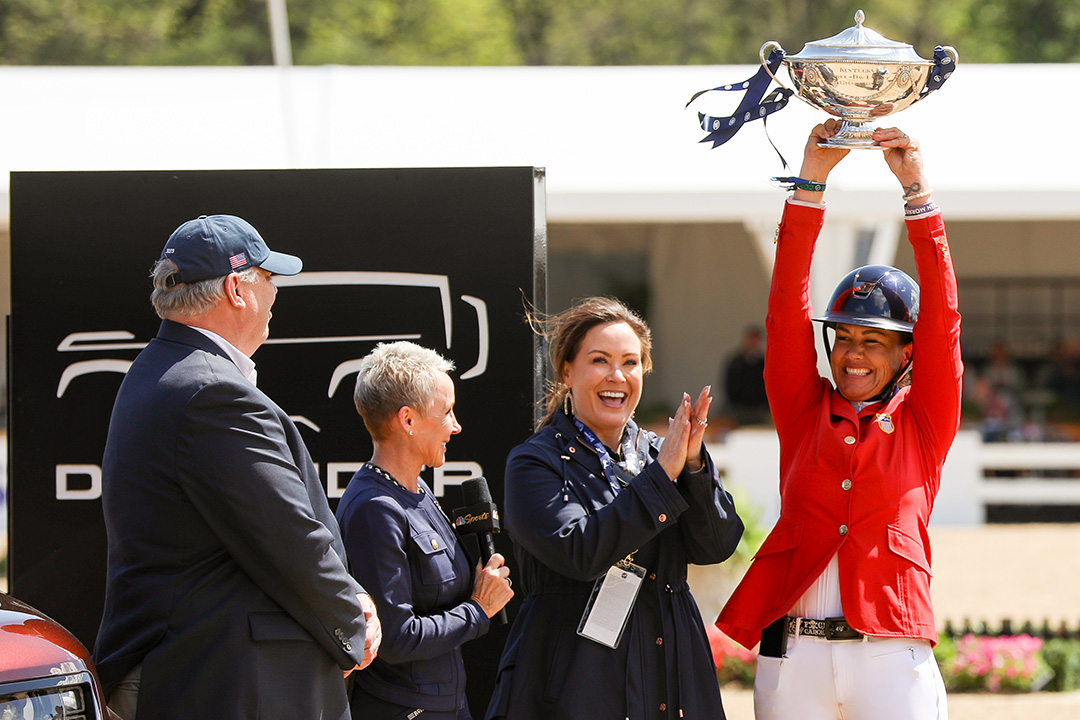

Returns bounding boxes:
[788,10,929,64]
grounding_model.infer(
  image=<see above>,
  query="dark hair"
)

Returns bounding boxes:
[530,296,652,429]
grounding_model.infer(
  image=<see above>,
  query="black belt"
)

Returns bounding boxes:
[786,616,864,641]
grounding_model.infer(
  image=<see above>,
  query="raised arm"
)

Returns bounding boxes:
[766,121,850,430]
[876,126,963,454]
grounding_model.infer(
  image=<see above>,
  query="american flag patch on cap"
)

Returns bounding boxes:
[229,252,248,269]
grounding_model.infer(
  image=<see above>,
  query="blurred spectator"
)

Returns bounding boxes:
[968,340,1026,441]
[721,326,770,426]
[1037,337,1080,421]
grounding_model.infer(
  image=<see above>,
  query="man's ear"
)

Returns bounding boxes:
[223,273,245,309]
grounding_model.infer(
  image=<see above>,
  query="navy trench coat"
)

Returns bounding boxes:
[485,411,744,720]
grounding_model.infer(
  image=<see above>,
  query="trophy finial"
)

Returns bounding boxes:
[855,9,865,26]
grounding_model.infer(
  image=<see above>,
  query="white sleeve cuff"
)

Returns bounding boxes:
[786,197,826,209]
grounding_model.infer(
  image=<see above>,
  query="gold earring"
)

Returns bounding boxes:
[563,389,574,416]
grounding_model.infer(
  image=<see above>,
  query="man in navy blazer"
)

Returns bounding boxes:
[93,214,382,720]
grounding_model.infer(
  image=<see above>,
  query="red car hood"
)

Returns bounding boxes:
[0,593,94,684]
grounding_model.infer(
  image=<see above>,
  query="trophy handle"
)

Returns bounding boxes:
[910,45,959,108]
[759,41,788,89]
[760,40,820,113]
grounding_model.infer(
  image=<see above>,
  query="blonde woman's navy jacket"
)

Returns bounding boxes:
[717,202,963,649]
[336,466,489,717]
[485,412,744,720]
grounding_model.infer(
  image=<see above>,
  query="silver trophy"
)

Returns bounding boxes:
[760,10,957,149]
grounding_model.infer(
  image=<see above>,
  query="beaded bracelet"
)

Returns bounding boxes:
[772,176,826,192]
[904,201,939,218]
[902,188,933,202]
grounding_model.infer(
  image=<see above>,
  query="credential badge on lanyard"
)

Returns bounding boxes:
[577,552,646,649]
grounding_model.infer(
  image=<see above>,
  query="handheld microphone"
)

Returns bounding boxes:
[452,476,507,625]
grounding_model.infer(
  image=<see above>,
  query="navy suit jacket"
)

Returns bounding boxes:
[93,320,368,720]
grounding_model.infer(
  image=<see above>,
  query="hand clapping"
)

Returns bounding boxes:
[657,386,711,480]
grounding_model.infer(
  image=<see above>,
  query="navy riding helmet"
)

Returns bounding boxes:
[813,264,920,334]
[812,265,920,400]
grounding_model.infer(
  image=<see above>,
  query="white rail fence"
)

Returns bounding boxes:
[707,429,1080,526]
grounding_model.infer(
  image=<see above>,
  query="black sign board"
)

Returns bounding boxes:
[8,167,545,712]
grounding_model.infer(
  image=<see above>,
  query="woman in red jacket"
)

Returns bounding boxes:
[717,119,962,719]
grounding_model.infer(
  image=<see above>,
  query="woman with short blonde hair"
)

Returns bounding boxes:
[337,341,513,720]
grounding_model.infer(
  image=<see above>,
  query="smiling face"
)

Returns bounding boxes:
[830,323,912,402]
[561,321,644,448]
[411,371,461,469]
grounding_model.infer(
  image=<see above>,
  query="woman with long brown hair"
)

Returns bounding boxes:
[486,296,744,720]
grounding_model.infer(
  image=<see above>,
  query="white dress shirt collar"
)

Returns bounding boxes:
[190,326,258,385]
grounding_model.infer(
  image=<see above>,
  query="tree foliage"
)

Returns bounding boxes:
[0,0,1075,66]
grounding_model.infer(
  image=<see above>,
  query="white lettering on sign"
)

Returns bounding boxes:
[52,461,487,502]
[326,462,363,499]
[433,461,483,496]
[323,460,484,498]
[56,464,102,500]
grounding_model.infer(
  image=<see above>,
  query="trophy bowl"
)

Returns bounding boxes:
[760,10,957,149]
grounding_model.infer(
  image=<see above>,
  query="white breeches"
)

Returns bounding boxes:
[753,634,948,720]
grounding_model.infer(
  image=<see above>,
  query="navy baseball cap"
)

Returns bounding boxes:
[161,214,303,284]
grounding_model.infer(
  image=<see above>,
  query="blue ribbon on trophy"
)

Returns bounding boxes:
[686,48,794,149]
[920,46,956,96]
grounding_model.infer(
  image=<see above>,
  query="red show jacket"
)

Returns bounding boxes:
[717,201,962,650]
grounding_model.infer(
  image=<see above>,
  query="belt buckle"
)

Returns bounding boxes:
[824,618,861,641]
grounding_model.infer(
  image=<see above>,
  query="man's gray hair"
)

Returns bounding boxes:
[354,341,455,441]
[150,258,260,319]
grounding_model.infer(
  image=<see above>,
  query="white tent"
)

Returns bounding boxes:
[2,63,1078,403]
[1,63,1076,229]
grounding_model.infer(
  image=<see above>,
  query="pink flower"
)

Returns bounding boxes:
[941,632,1045,692]
[706,624,755,665]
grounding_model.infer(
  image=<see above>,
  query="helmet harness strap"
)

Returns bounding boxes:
[821,323,833,358]
[875,357,913,403]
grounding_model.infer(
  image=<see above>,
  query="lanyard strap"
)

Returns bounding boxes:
[573,418,640,496]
